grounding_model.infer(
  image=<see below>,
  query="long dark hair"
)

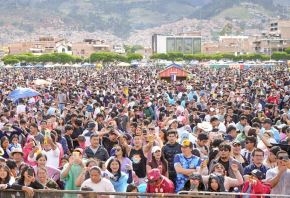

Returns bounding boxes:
[18,166,35,184]
[0,164,11,184]
[182,174,205,191]
[107,158,121,181]
[208,174,225,192]
[150,151,168,173]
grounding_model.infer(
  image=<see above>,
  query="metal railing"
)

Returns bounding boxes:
[1,189,290,198]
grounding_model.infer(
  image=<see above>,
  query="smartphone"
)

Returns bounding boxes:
[73,151,80,159]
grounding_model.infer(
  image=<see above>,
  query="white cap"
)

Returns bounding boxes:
[151,146,161,154]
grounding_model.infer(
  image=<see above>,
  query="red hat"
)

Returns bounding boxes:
[147,168,161,181]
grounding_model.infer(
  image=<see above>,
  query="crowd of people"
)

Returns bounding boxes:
[0,65,289,197]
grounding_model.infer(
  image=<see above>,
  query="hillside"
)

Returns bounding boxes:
[0,0,289,41]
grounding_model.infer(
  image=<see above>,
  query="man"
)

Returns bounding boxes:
[128,135,148,184]
[243,148,268,180]
[210,117,226,133]
[193,132,209,158]
[64,124,74,154]
[146,168,175,193]
[235,116,248,134]
[241,136,257,165]
[261,118,280,143]
[174,139,201,192]
[57,89,67,112]
[82,122,97,147]
[102,129,119,154]
[266,150,290,197]
[9,147,24,174]
[61,148,85,190]
[80,166,115,193]
[224,125,238,142]
[209,143,244,178]
[83,134,109,161]
[162,130,181,184]
[29,123,44,144]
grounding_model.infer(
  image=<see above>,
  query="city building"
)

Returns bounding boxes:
[72,39,110,58]
[152,34,201,54]
[253,20,290,54]
[7,37,72,55]
[202,36,254,55]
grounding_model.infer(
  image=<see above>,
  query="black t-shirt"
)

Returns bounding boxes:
[218,159,230,176]
[102,136,118,154]
[64,134,74,153]
[129,148,147,178]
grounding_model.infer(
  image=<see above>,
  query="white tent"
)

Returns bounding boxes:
[117,62,130,67]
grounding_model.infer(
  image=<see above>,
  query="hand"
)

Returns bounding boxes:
[125,164,133,171]
[0,184,7,189]
[23,186,34,197]
[68,156,74,165]
[231,163,239,172]
[249,178,257,185]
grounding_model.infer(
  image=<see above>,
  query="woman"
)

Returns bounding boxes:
[107,158,133,192]
[159,129,168,145]
[182,173,206,192]
[106,145,132,173]
[23,136,39,166]
[37,167,59,189]
[231,141,248,168]
[0,136,10,159]
[146,146,168,177]
[263,146,280,169]
[33,153,60,181]
[0,164,34,197]
[207,173,225,192]
[0,164,14,185]
[75,159,98,187]
[15,166,44,189]
[202,163,243,192]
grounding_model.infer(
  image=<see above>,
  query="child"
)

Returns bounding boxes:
[77,135,86,150]
[8,135,22,154]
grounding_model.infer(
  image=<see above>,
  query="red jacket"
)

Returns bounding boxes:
[146,176,175,193]
[241,180,271,198]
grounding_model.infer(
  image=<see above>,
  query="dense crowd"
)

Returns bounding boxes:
[0,66,289,198]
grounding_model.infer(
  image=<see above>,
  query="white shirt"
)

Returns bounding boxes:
[81,178,115,193]
[42,147,60,168]
[16,104,26,114]
[266,167,290,197]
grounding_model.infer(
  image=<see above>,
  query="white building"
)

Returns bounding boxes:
[152,34,202,54]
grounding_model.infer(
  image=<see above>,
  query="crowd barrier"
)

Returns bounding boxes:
[1,189,290,198]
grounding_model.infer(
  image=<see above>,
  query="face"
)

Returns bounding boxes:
[198,139,208,147]
[277,153,289,167]
[219,148,230,159]
[24,171,35,183]
[110,161,120,173]
[240,119,247,126]
[90,170,101,183]
[2,139,9,148]
[269,152,277,162]
[37,169,47,181]
[253,151,264,165]
[190,178,200,186]
[245,141,255,150]
[13,153,23,162]
[171,122,178,129]
[114,146,123,156]
[30,126,37,133]
[210,179,219,191]
[90,137,100,147]
[0,168,8,179]
[153,149,161,159]
[232,144,241,154]
[181,146,192,155]
[37,156,47,166]
[167,134,177,144]
[214,165,225,175]
[133,136,142,147]
[12,137,18,145]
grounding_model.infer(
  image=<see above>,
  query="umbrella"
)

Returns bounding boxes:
[33,79,51,86]
[8,88,40,101]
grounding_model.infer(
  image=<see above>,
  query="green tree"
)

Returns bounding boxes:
[167,52,183,62]
[285,47,290,54]
[271,52,289,60]
[4,58,19,65]
[150,53,168,60]
[127,53,143,62]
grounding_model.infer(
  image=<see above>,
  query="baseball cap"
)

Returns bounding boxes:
[251,169,264,180]
[151,146,161,154]
[181,139,193,148]
[147,169,162,182]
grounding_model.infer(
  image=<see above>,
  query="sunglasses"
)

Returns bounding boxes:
[233,143,241,147]
[149,128,155,130]
[115,148,121,151]
[278,156,289,161]
[220,148,229,152]
[245,141,254,144]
